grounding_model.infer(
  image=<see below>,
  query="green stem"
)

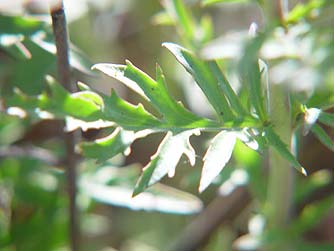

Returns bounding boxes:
[263,1,294,249]
[266,85,294,228]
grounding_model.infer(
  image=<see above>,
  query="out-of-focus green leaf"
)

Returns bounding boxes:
[293,242,334,251]
[289,197,333,235]
[151,11,175,26]
[265,126,307,175]
[0,34,31,60]
[163,42,234,121]
[310,124,334,151]
[31,33,94,75]
[286,0,327,24]
[199,15,214,44]
[199,130,237,192]
[11,39,55,95]
[201,0,250,6]
[0,14,47,35]
[133,129,199,196]
[318,111,334,128]
[0,113,25,146]
[6,77,104,122]
[162,0,196,47]
[80,165,203,214]
[80,128,152,163]
[239,34,267,122]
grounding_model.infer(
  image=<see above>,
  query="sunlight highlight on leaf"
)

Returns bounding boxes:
[199,130,237,192]
[133,129,200,196]
[92,63,148,99]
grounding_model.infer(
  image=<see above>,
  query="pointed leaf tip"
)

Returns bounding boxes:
[199,131,237,193]
[133,129,200,196]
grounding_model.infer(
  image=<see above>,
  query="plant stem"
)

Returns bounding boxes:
[263,1,294,249]
[266,85,294,228]
[50,2,79,251]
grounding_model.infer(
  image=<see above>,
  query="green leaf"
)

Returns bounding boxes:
[286,0,326,24]
[80,165,203,214]
[11,38,55,95]
[133,129,200,196]
[7,77,104,122]
[94,61,218,129]
[201,0,250,7]
[92,63,148,99]
[209,61,247,117]
[318,111,334,128]
[80,128,144,162]
[101,91,161,131]
[31,35,94,75]
[163,0,196,47]
[151,11,175,26]
[239,34,267,122]
[0,14,46,35]
[46,77,103,121]
[199,130,237,192]
[0,34,31,60]
[265,126,307,175]
[289,197,333,236]
[163,42,234,121]
[310,124,334,151]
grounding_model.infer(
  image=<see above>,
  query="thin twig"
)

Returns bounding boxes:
[50,2,79,251]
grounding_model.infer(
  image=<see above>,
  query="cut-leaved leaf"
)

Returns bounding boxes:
[133,129,200,196]
[80,128,152,163]
[94,60,218,129]
[199,130,237,192]
[163,42,234,121]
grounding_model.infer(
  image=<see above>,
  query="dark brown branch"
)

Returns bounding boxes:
[169,186,251,251]
[50,2,79,251]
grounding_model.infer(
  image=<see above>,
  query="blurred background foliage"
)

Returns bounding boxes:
[0,0,333,251]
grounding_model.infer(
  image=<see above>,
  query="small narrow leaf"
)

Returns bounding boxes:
[265,127,307,175]
[318,111,334,128]
[239,34,267,122]
[133,129,200,196]
[208,61,247,116]
[163,0,196,46]
[199,130,237,193]
[202,0,250,6]
[163,42,234,121]
[310,124,334,151]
